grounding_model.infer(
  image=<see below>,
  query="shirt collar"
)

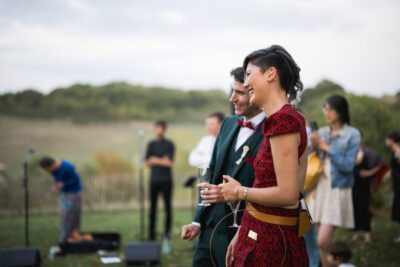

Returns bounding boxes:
[243,111,265,129]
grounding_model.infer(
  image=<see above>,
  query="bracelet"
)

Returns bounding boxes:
[243,187,248,202]
[234,185,241,200]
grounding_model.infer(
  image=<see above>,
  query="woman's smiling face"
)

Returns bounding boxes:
[244,62,269,106]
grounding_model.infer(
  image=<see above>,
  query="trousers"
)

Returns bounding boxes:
[149,179,172,240]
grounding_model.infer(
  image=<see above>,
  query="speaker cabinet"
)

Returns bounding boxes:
[1,247,41,267]
[125,242,160,266]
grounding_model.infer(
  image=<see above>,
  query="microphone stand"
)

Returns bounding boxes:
[138,130,145,242]
[23,161,29,247]
[22,147,35,247]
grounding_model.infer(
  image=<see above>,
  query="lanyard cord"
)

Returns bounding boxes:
[208,208,288,267]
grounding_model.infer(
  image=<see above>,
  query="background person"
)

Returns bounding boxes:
[385,130,400,243]
[145,120,175,250]
[39,156,86,245]
[308,95,361,267]
[326,241,355,267]
[304,125,321,267]
[352,135,385,243]
[188,112,225,169]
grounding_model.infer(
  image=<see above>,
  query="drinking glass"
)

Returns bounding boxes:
[227,200,241,228]
[197,168,211,207]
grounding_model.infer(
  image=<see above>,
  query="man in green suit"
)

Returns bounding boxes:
[181,67,265,266]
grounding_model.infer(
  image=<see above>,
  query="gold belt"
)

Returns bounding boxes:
[246,202,298,226]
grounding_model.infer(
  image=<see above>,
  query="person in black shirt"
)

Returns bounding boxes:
[145,120,175,247]
[385,130,400,243]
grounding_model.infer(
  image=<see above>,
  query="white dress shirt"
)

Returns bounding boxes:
[188,135,216,169]
[235,111,266,151]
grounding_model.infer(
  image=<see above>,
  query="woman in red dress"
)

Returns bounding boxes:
[220,45,309,267]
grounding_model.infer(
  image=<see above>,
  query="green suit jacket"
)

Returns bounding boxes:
[192,115,265,266]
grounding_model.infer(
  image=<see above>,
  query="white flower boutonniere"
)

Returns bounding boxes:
[236,145,250,165]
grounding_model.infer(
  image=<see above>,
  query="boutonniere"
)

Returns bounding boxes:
[236,146,250,165]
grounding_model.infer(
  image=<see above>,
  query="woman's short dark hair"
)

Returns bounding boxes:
[243,44,303,102]
[327,241,352,263]
[230,67,245,84]
[325,94,350,125]
[387,130,400,143]
[39,156,55,168]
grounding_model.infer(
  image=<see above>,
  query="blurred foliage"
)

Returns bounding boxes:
[0,82,230,123]
[298,80,400,161]
[93,148,134,174]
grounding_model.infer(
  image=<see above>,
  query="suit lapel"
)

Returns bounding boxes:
[212,122,240,184]
[230,119,265,179]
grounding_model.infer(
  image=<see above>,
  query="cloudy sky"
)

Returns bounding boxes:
[0,0,399,96]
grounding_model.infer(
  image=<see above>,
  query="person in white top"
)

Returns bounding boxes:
[188,112,225,169]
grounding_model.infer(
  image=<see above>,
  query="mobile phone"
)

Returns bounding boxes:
[310,121,318,131]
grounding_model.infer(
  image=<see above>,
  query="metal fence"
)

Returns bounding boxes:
[0,174,140,215]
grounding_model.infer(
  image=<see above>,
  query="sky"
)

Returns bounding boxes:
[0,0,399,96]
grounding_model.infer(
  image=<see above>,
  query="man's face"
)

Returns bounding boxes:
[230,80,260,117]
[43,164,58,174]
[230,81,251,116]
[155,125,166,137]
[206,116,221,137]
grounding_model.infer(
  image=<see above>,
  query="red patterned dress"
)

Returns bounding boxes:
[233,104,309,267]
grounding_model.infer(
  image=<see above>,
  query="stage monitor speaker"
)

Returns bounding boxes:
[125,242,160,266]
[1,247,41,267]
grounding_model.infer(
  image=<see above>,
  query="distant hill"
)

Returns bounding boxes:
[0,82,231,123]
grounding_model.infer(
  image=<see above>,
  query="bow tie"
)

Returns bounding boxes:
[237,119,255,130]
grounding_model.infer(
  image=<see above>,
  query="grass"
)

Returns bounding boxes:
[0,209,196,267]
[1,208,400,266]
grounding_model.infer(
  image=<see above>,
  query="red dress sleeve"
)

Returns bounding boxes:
[262,105,307,157]
[263,112,301,137]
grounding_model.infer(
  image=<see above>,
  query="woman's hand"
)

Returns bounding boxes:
[226,230,239,267]
[218,176,241,202]
[309,131,320,148]
[318,139,331,152]
[359,169,374,178]
[310,131,331,152]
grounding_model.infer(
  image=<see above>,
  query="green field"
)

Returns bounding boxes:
[0,115,205,178]
[0,115,206,212]
[1,208,400,266]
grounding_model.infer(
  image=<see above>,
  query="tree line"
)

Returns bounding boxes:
[0,82,231,123]
[1,79,399,159]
